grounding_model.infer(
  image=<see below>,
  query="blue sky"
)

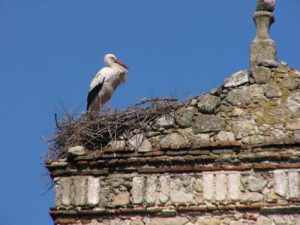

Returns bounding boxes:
[0,1,299,224]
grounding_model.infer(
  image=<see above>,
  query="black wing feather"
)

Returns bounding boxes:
[86,78,105,110]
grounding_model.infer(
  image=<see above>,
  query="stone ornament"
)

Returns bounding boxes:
[257,0,275,12]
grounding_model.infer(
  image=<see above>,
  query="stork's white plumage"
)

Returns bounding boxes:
[87,54,128,112]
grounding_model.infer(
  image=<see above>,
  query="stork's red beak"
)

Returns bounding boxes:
[115,59,129,69]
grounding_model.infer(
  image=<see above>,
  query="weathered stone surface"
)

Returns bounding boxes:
[193,178,202,192]
[256,216,273,225]
[225,85,264,106]
[159,176,170,203]
[282,78,299,91]
[288,172,299,199]
[175,108,196,128]
[292,130,300,142]
[223,70,249,88]
[112,191,130,206]
[155,115,175,128]
[149,217,189,225]
[131,218,144,225]
[197,218,221,225]
[257,59,279,68]
[286,92,300,115]
[87,177,100,205]
[286,118,300,130]
[110,219,131,225]
[192,114,225,133]
[241,192,263,203]
[264,84,282,98]
[229,222,243,225]
[227,173,241,200]
[203,173,214,201]
[144,177,157,204]
[270,129,285,140]
[232,119,257,139]
[55,178,62,206]
[137,138,152,152]
[215,131,235,141]
[67,146,86,156]
[274,170,288,197]
[251,66,272,84]
[74,177,86,206]
[215,174,227,201]
[197,94,221,114]
[245,174,267,192]
[160,133,188,148]
[131,177,145,204]
[231,108,244,117]
[61,177,72,205]
[170,189,195,205]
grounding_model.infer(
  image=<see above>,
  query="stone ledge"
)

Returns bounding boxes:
[50,203,300,218]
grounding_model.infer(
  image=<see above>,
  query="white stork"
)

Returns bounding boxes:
[87,53,129,112]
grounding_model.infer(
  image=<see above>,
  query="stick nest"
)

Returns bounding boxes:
[47,97,190,160]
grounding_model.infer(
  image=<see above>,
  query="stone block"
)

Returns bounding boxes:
[159,176,170,203]
[160,133,188,148]
[197,94,221,114]
[87,177,100,205]
[61,177,73,206]
[197,218,221,225]
[54,178,62,207]
[112,191,130,206]
[192,114,225,133]
[155,115,175,128]
[225,84,264,106]
[175,108,196,128]
[67,146,86,157]
[74,176,86,206]
[263,84,282,98]
[149,217,189,225]
[170,190,196,205]
[274,170,288,197]
[227,173,241,201]
[256,216,273,225]
[131,177,145,204]
[144,177,157,204]
[241,192,263,203]
[247,174,267,192]
[251,66,272,84]
[288,172,299,199]
[215,131,235,142]
[286,92,300,115]
[215,174,227,201]
[203,173,215,201]
[223,70,249,88]
[286,118,300,130]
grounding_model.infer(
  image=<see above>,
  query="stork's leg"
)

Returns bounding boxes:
[107,99,111,112]
[99,96,103,111]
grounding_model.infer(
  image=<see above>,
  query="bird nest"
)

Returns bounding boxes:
[47,97,190,160]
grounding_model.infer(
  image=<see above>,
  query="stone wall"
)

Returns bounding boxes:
[55,170,300,209]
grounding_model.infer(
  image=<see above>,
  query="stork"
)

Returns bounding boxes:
[87,54,129,112]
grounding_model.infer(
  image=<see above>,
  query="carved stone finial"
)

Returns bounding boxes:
[250,0,277,70]
[257,0,275,12]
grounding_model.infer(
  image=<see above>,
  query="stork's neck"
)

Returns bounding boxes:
[112,63,128,73]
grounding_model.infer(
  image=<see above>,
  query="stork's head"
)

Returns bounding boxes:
[104,53,129,69]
